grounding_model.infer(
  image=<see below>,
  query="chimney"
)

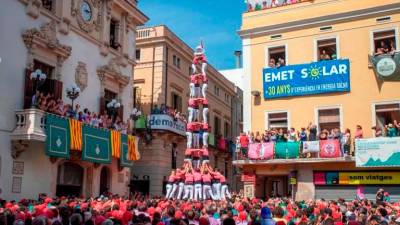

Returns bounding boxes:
[234,50,242,68]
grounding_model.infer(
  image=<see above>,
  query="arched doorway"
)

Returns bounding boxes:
[56,162,84,197]
[99,167,110,195]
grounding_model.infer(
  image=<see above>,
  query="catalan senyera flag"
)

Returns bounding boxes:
[111,130,121,159]
[128,135,140,161]
[69,118,82,151]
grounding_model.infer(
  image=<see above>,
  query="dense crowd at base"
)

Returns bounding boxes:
[236,121,400,159]
[1,188,400,225]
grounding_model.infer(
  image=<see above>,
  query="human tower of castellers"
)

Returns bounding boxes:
[164,44,231,201]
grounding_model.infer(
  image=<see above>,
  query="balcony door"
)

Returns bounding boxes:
[56,162,83,197]
[99,167,110,195]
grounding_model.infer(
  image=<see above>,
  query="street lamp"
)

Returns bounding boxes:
[66,83,81,109]
[107,99,121,122]
[30,69,47,108]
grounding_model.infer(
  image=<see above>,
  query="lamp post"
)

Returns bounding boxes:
[66,83,81,109]
[30,69,47,108]
[107,99,120,123]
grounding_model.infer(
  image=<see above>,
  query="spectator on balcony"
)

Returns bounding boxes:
[307,122,317,141]
[152,105,160,114]
[276,58,285,68]
[160,104,167,114]
[239,132,249,157]
[299,127,307,142]
[269,58,276,68]
[390,40,397,54]
[375,41,389,55]
[385,123,398,137]
[276,129,287,142]
[31,90,40,108]
[255,131,262,143]
[320,50,331,61]
[341,128,351,156]
[319,130,328,140]
[354,125,363,139]
[327,129,335,140]
[271,0,279,7]
[287,128,297,142]
[371,126,383,137]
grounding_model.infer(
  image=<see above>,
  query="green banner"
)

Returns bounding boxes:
[45,114,70,158]
[120,134,133,167]
[274,142,300,159]
[82,125,111,164]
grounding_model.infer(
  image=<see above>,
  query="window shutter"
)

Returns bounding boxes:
[54,79,63,100]
[24,68,33,109]
[99,96,106,115]
[118,104,124,120]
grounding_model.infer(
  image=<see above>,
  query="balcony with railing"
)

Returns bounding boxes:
[245,0,314,13]
[11,109,46,142]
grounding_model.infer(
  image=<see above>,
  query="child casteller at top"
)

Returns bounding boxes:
[191,43,207,76]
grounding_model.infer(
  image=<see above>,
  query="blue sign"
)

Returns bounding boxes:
[263,59,350,99]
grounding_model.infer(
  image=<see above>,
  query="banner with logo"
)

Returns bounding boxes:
[148,114,186,136]
[369,53,400,81]
[275,142,300,159]
[45,114,70,158]
[314,171,400,185]
[319,140,341,158]
[355,137,400,167]
[263,59,350,99]
[81,125,111,164]
[302,141,320,153]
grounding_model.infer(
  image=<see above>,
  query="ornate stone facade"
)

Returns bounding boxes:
[75,61,88,91]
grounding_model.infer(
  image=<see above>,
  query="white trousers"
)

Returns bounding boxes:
[170,183,178,199]
[201,83,208,98]
[202,131,209,147]
[203,107,209,124]
[190,83,196,98]
[183,184,194,200]
[212,183,221,200]
[188,107,198,123]
[193,132,200,148]
[221,184,231,200]
[186,132,192,148]
[194,183,202,201]
[165,184,173,199]
[176,182,184,199]
[202,184,215,200]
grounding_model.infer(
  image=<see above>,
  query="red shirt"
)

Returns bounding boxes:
[192,123,202,132]
[202,123,209,130]
[219,175,226,183]
[189,99,198,108]
[193,172,202,182]
[239,135,249,148]
[202,99,209,106]
[212,172,222,181]
[185,173,194,183]
[201,148,209,156]
[202,173,212,183]
[185,148,192,155]
[168,175,175,183]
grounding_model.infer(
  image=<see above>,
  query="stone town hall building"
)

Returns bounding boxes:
[0,0,147,200]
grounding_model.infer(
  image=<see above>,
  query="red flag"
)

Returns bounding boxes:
[319,140,341,158]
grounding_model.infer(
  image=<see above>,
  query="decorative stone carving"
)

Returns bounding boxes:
[11,140,29,159]
[22,21,72,61]
[75,61,88,91]
[26,0,42,19]
[97,57,130,94]
[59,17,71,35]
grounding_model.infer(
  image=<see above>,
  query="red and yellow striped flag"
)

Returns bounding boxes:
[111,130,121,158]
[69,119,82,151]
[128,135,140,161]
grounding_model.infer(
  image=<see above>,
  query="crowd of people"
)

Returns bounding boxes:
[247,0,303,12]
[1,188,400,225]
[375,40,397,56]
[236,121,400,159]
[32,91,132,134]
[151,104,187,123]
[268,58,286,69]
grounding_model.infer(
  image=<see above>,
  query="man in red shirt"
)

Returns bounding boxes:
[239,132,249,158]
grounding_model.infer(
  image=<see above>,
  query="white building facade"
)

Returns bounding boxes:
[0,0,147,200]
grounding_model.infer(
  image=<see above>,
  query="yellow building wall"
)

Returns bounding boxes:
[246,9,400,137]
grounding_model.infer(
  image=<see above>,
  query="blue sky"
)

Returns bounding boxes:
[138,0,246,70]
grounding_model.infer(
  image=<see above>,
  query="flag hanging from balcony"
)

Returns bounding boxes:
[248,143,261,160]
[81,125,111,164]
[69,118,82,151]
[319,140,341,158]
[128,135,140,161]
[274,142,300,159]
[45,114,70,158]
[111,130,121,158]
[120,134,133,167]
[261,142,274,160]
[302,141,320,153]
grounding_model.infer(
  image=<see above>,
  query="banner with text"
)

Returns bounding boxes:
[263,59,350,99]
[314,171,400,185]
[148,114,186,136]
[355,137,400,167]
